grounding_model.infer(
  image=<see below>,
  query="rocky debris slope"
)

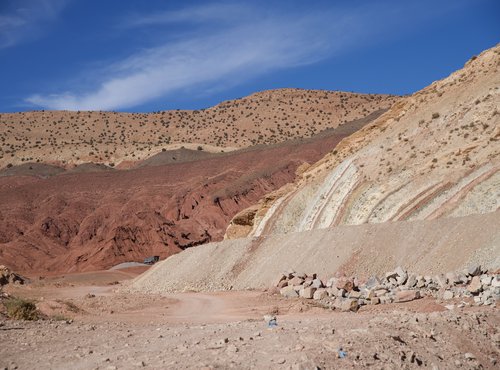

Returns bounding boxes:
[0,89,397,168]
[277,266,499,312]
[232,44,500,238]
[129,210,500,294]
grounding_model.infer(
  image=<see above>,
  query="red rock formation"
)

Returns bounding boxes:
[0,116,376,275]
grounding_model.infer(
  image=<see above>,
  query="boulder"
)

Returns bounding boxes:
[370,297,380,305]
[375,289,388,297]
[394,266,408,285]
[380,295,393,304]
[274,273,287,287]
[467,276,482,294]
[442,290,454,300]
[492,276,500,288]
[457,273,469,284]
[480,291,492,304]
[340,298,359,312]
[434,274,448,288]
[326,287,339,297]
[313,288,328,300]
[416,277,426,288]
[280,286,299,298]
[405,274,417,288]
[348,290,361,299]
[445,272,460,285]
[335,278,354,292]
[311,278,324,289]
[480,275,493,286]
[365,276,381,289]
[299,287,316,299]
[385,271,398,282]
[277,280,288,289]
[326,277,336,288]
[396,290,420,303]
[303,278,313,288]
[365,289,376,300]
[467,265,482,277]
[386,266,408,285]
[289,277,304,286]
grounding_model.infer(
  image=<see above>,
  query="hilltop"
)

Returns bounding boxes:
[0,89,397,168]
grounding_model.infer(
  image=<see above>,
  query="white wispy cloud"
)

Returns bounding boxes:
[26,1,462,111]
[125,3,249,27]
[0,0,68,49]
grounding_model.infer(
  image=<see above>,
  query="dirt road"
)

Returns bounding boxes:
[1,270,499,369]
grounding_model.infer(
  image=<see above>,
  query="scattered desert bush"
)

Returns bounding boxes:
[4,297,39,320]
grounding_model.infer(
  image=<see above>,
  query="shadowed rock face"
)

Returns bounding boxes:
[242,44,500,237]
[0,114,379,275]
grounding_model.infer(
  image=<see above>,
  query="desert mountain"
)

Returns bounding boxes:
[0,89,397,169]
[227,44,500,238]
[132,44,500,293]
[0,93,391,275]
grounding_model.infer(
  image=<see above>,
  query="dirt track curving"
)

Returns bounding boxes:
[1,272,499,369]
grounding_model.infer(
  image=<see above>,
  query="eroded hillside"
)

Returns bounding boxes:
[0,113,382,275]
[0,89,397,168]
[230,44,500,238]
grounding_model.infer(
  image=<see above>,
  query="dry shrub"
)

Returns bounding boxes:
[4,297,38,320]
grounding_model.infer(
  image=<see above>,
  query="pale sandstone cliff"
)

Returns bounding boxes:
[227,44,500,238]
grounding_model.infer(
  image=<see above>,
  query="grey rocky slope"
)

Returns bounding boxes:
[129,210,500,294]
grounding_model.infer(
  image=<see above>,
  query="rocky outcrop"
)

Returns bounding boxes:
[0,265,25,286]
[237,44,500,238]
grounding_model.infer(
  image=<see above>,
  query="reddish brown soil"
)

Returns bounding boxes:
[0,114,381,276]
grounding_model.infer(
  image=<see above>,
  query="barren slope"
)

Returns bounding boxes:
[131,45,500,295]
[234,44,500,238]
[130,210,500,293]
[0,89,397,168]
[0,114,379,275]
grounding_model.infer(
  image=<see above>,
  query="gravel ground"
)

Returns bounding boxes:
[1,290,499,369]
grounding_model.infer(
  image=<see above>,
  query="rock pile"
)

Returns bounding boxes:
[276,266,499,312]
[0,265,25,287]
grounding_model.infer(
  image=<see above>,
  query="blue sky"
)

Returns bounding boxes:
[0,0,498,113]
